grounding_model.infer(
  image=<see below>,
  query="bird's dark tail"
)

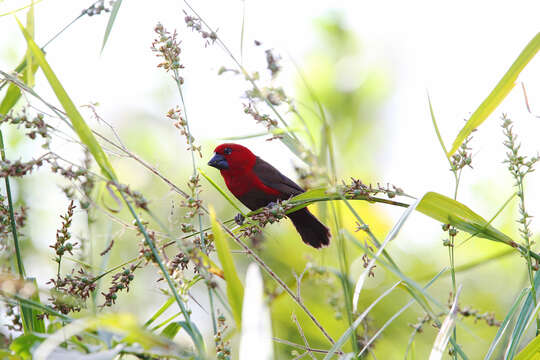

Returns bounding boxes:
[287,208,331,248]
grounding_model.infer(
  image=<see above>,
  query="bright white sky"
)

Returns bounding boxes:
[1,0,539,257]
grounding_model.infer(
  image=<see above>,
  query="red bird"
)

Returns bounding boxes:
[208,143,330,248]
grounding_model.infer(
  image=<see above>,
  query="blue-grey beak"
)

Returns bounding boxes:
[208,153,229,170]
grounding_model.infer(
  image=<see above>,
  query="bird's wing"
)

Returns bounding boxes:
[252,157,305,197]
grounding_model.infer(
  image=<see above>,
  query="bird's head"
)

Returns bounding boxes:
[208,143,256,172]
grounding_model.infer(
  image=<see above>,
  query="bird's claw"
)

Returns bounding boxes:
[234,213,245,226]
[265,201,277,209]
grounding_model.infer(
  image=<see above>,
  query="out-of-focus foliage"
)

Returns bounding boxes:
[1,2,540,360]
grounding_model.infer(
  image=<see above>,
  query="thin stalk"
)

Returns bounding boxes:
[0,130,25,277]
[172,66,218,334]
[216,217,335,345]
[518,180,539,334]
[119,190,205,357]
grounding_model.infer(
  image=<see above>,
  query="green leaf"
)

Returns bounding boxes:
[323,281,401,360]
[161,322,183,339]
[209,206,244,329]
[515,334,540,360]
[0,7,39,115]
[16,18,117,181]
[25,1,35,88]
[101,0,123,53]
[485,288,528,359]
[448,32,540,156]
[10,333,44,359]
[505,270,540,359]
[144,297,175,328]
[416,191,514,245]
[28,278,45,333]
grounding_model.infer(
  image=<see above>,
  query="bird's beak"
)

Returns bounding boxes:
[208,153,229,170]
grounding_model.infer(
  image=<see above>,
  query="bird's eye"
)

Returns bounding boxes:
[223,147,232,155]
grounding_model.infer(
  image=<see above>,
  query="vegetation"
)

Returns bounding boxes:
[1,1,540,359]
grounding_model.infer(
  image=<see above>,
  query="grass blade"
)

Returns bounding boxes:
[323,281,401,360]
[358,268,447,357]
[448,32,540,156]
[101,0,123,53]
[17,18,116,180]
[417,192,517,247]
[505,270,540,359]
[210,206,244,329]
[239,263,273,360]
[352,196,423,312]
[485,288,528,359]
[430,286,462,360]
[144,297,175,328]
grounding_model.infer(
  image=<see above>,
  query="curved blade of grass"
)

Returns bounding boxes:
[101,0,123,53]
[352,195,423,312]
[210,206,244,329]
[323,281,401,360]
[221,127,302,140]
[417,192,514,246]
[28,278,45,333]
[17,18,116,180]
[0,0,43,17]
[144,297,175,328]
[428,93,452,166]
[485,288,528,359]
[25,2,35,87]
[430,285,462,360]
[448,32,540,156]
[239,263,273,360]
[200,168,245,214]
[343,231,437,319]
[505,270,540,359]
[358,268,447,357]
[515,333,540,360]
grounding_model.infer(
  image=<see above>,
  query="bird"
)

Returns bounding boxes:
[208,143,330,248]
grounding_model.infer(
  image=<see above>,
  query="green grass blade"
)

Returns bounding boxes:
[101,0,123,53]
[485,288,528,359]
[144,297,175,328]
[28,278,45,333]
[221,127,302,141]
[25,1,35,88]
[210,206,244,329]
[352,196,423,312]
[16,18,116,180]
[358,268,447,357]
[323,281,401,360]
[428,93,452,168]
[448,32,540,156]
[200,168,245,214]
[417,192,515,246]
[515,333,540,360]
[505,270,540,359]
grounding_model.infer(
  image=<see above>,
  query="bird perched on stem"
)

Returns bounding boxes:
[208,143,330,248]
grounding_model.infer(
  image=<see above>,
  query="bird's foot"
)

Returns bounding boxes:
[234,213,245,226]
[265,201,277,209]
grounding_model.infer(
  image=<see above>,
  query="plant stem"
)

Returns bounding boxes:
[0,130,25,277]
[119,189,205,358]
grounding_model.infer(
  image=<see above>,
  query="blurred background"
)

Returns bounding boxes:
[1,0,540,358]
